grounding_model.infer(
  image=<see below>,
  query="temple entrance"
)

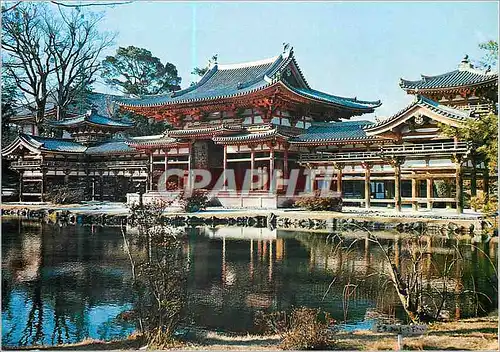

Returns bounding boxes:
[192,140,224,189]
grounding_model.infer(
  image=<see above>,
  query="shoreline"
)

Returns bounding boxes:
[1,201,494,227]
[3,316,497,351]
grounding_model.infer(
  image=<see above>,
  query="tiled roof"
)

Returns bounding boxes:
[400,58,497,91]
[118,57,281,107]
[290,121,379,144]
[9,134,144,155]
[167,124,242,137]
[286,84,381,110]
[119,47,380,113]
[365,95,473,132]
[20,134,87,153]
[50,109,134,129]
[212,126,292,144]
[128,134,182,148]
[85,141,137,155]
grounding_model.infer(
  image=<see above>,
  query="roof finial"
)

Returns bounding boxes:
[208,54,218,68]
[459,54,473,70]
[282,42,292,57]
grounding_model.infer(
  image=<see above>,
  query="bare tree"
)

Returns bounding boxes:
[2,1,133,13]
[2,3,55,125]
[45,8,115,118]
[2,2,115,128]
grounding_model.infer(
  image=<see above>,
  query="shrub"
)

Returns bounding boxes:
[255,307,336,350]
[280,198,296,209]
[471,193,499,214]
[124,201,187,348]
[179,189,209,213]
[295,191,342,211]
[45,185,85,204]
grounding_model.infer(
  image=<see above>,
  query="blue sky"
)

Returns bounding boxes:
[95,1,499,120]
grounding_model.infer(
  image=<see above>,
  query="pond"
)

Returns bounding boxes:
[2,218,498,347]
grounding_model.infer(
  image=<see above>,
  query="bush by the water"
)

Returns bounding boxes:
[179,189,209,212]
[295,191,342,211]
[255,307,336,350]
[45,185,85,204]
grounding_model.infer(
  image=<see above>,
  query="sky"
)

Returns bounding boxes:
[93,1,499,120]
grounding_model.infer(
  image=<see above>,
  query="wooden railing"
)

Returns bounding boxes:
[11,160,42,168]
[454,103,497,115]
[300,151,381,162]
[381,142,469,155]
[11,159,148,170]
[299,142,471,163]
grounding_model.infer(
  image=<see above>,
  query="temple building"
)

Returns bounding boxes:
[3,47,498,212]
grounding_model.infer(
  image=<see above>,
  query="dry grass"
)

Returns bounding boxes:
[333,316,498,351]
[4,317,497,350]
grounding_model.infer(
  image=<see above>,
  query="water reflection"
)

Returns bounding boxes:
[2,219,498,347]
[2,220,136,347]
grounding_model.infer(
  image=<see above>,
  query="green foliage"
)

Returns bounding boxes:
[478,40,498,69]
[471,193,498,214]
[255,307,336,350]
[101,46,181,96]
[118,109,168,137]
[440,113,498,169]
[189,55,217,86]
[45,184,85,204]
[179,189,209,213]
[1,72,19,147]
[190,66,209,77]
[434,179,454,198]
[295,191,342,211]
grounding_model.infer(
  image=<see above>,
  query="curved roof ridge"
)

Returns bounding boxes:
[217,55,280,70]
[170,65,219,98]
[365,94,472,131]
[289,84,381,108]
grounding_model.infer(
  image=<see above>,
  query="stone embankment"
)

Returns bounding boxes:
[1,206,497,239]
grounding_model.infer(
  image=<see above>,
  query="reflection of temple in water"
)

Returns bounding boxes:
[184,226,497,332]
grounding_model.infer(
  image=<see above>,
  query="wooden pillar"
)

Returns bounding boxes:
[307,166,315,193]
[482,165,489,201]
[411,174,418,211]
[393,159,402,212]
[40,169,46,202]
[333,162,343,196]
[250,149,255,191]
[85,171,91,201]
[455,157,464,214]
[91,176,96,201]
[223,145,228,190]
[64,169,70,185]
[113,172,119,201]
[362,162,371,209]
[269,148,275,193]
[19,171,24,202]
[284,147,289,179]
[148,152,154,192]
[99,172,104,201]
[470,158,477,197]
[187,144,192,190]
[426,178,433,210]
[164,149,168,190]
